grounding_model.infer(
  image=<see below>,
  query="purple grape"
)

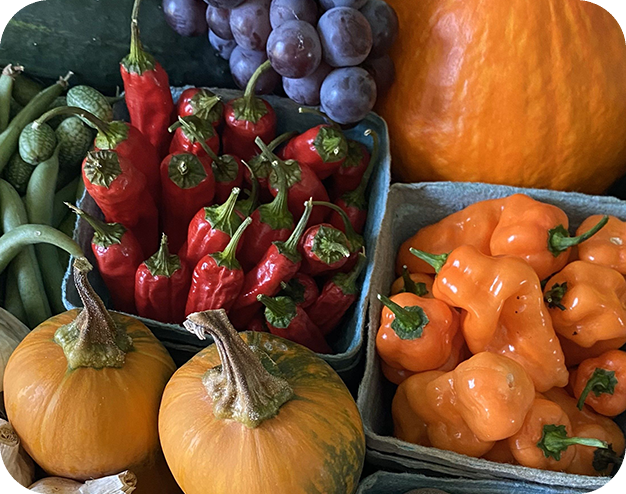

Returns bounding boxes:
[359,0,399,57]
[362,54,395,95]
[269,0,319,29]
[163,0,208,37]
[230,0,272,52]
[266,20,322,79]
[209,30,238,60]
[283,62,332,106]
[317,7,372,67]
[206,0,246,7]
[206,5,233,40]
[319,0,367,10]
[320,67,376,124]
[229,46,281,94]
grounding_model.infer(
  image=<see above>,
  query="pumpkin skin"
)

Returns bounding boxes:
[3,310,179,494]
[379,0,626,194]
[159,331,365,494]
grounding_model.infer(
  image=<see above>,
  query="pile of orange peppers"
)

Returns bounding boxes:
[377,194,626,475]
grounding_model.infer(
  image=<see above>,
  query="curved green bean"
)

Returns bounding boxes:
[53,176,80,228]
[4,265,27,324]
[0,65,23,133]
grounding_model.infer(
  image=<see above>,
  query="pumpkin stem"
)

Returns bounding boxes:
[54,258,133,370]
[184,310,294,428]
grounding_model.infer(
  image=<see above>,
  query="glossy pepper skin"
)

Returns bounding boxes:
[135,234,190,324]
[489,194,609,280]
[120,0,174,158]
[176,87,223,128]
[169,115,220,159]
[82,149,159,257]
[375,292,460,373]
[577,215,626,275]
[332,140,370,197]
[299,223,351,276]
[160,152,216,253]
[572,350,626,417]
[182,187,242,270]
[222,61,277,161]
[543,261,626,348]
[279,273,319,309]
[185,218,251,316]
[258,295,331,354]
[68,205,143,315]
[244,132,296,199]
[232,200,313,322]
[413,245,568,392]
[282,122,347,180]
[508,398,608,472]
[558,334,626,368]
[306,253,367,335]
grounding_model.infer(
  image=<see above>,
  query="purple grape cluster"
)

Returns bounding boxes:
[164,0,398,124]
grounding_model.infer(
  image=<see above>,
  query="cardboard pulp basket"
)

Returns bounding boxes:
[61,88,391,378]
[357,182,626,492]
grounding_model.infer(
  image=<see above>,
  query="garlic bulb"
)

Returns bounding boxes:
[29,471,137,494]
[0,418,35,487]
[0,308,30,393]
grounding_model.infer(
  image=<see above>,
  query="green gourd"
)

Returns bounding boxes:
[1,153,36,195]
[66,85,113,127]
[18,122,57,166]
[56,117,94,172]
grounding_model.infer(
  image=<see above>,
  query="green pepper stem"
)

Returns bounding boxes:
[236,161,259,216]
[213,217,252,270]
[66,203,126,248]
[34,106,110,136]
[378,294,428,340]
[267,131,297,151]
[261,160,293,228]
[281,199,313,257]
[217,187,240,222]
[544,282,568,311]
[401,265,428,297]
[256,136,281,165]
[409,248,449,274]
[245,60,271,100]
[298,106,339,128]
[169,115,215,142]
[177,115,221,161]
[577,368,618,410]
[123,0,155,74]
[355,129,379,194]
[332,252,367,295]
[548,216,609,256]
[144,234,181,278]
[311,201,364,252]
[230,61,272,124]
[257,295,288,316]
[593,444,623,472]
[537,424,608,461]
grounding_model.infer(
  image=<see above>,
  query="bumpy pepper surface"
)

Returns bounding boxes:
[577,215,626,275]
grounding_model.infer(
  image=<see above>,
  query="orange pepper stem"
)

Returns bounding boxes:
[593,444,623,472]
[401,265,428,297]
[544,282,568,311]
[537,424,608,461]
[548,216,609,256]
[577,368,618,410]
[409,248,449,274]
[377,294,429,340]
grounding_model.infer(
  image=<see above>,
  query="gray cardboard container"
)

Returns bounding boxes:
[357,182,626,491]
[357,471,592,494]
[61,88,391,376]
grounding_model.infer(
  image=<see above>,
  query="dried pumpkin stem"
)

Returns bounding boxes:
[184,310,294,428]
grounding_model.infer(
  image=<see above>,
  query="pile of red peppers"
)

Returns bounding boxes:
[70,0,379,354]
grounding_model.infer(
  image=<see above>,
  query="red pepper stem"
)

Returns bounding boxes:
[257,295,287,316]
[179,116,221,162]
[548,216,609,256]
[237,161,259,216]
[266,160,291,221]
[255,136,281,165]
[577,368,618,410]
[244,60,272,101]
[298,107,340,128]
[33,106,110,136]
[257,295,298,329]
[409,248,449,274]
[282,199,313,255]
[144,234,181,277]
[66,203,125,248]
[311,201,363,252]
[216,186,241,222]
[123,0,155,74]
[268,131,297,151]
[333,252,367,295]
[213,217,252,270]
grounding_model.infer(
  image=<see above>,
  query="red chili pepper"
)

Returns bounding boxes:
[120,0,175,158]
[182,187,242,270]
[258,137,330,227]
[332,139,370,197]
[248,313,269,333]
[185,217,251,316]
[176,87,223,128]
[239,161,294,272]
[279,273,319,309]
[298,223,352,276]
[329,129,378,234]
[67,204,143,314]
[135,234,190,324]
[160,152,216,253]
[82,149,159,256]
[258,295,332,354]
[222,60,277,161]
[168,115,220,159]
[232,199,313,318]
[282,109,348,180]
[244,131,296,199]
[306,253,366,335]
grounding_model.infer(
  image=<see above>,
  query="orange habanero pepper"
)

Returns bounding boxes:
[390,266,434,298]
[482,440,518,465]
[543,261,626,348]
[572,350,626,417]
[577,215,626,275]
[412,245,568,392]
[376,293,460,374]
[558,334,626,368]
[508,398,609,472]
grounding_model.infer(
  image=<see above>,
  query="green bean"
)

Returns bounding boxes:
[25,145,66,314]
[4,265,27,324]
[0,179,51,326]
[0,224,84,273]
[53,176,80,228]
[12,74,43,106]
[0,65,23,133]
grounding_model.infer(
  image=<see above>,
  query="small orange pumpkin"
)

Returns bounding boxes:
[3,258,179,494]
[159,310,365,494]
[379,0,626,194]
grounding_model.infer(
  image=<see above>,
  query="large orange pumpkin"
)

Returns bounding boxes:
[3,259,179,494]
[379,0,626,194]
[159,310,365,494]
